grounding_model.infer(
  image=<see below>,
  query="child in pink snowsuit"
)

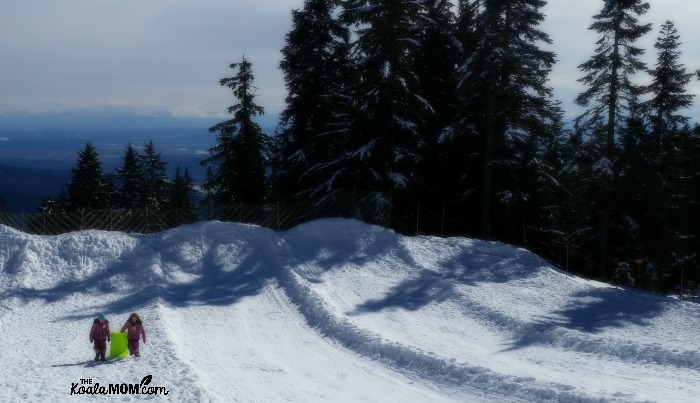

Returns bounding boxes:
[89,313,110,361]
[120,313,146,357]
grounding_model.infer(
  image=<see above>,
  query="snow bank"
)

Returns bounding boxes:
[0,219,698,402]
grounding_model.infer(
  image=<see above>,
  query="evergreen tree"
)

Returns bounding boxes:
[38,188,70,214]
[415,0,457,135]
[449,0,561,241]
[340,0,434,195]
[141,141,170,211]
[202,57,271,208]
[39,196,66,214]
[636,21,695,291]
[644,20,693,154]
[140,141,170,230]
[573,0,651,278]
[435,0,481,233]
[115,143,147,209]
[666,127,700,292]
[170,166,198,225]
[616,102,650,266]
[66,143,113,210]
[274,0,352,203]
[413,0,459,218]
[627,21,697,286]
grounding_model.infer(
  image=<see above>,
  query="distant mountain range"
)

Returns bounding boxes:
[0,110,279,132]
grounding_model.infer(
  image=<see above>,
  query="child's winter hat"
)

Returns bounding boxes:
[97,312,106,320]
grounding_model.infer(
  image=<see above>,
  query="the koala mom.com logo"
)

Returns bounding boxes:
[70,375,169,396]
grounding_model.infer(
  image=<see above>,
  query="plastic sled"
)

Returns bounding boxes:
[109,331,128,359]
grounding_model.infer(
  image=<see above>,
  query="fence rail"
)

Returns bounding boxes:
[2,188,698,296]
[0,189,408,235]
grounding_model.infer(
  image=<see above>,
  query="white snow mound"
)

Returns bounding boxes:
[0,218,698,402]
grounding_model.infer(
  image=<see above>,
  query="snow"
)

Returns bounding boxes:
[592,157,614,176]
[0,218,698,402]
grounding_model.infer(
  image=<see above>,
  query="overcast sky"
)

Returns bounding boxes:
[1,0,699,124]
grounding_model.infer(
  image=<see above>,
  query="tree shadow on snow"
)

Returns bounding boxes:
[347,240,547,314]
[348,269,454,314]
[502,287,669,352]
[1,223,279,317]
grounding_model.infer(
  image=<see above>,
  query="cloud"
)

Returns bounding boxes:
[0,0,299,117]
[0,0,699,124]
[170,105,209,119]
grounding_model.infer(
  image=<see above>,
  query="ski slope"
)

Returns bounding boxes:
[0,218,698,402]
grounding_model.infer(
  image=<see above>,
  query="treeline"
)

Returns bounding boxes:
[41,141,198,228]
[22,0,700,294]
[200,0,700,294]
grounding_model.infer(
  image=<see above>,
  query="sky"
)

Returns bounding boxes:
[1,0,699,126]
[1,218,698,401]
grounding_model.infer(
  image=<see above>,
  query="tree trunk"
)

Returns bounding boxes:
[481,91,496,239]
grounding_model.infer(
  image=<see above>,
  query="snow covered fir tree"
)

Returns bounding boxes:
[202,56,271,211]
[10,0,700,296]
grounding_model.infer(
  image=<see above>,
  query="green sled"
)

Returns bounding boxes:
[109,331,128,359]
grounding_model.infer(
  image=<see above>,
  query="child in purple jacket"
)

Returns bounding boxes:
[89,313,110,361]
[120,313,147,357]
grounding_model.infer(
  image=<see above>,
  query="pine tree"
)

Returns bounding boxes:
[170,166,198,225]
[574,0,651,279]
[435,0,481,233]
[638,21,696,291]
[413,0,459,214]
[415,0,457,134]
[39,196,66,214]
[115,143,147,209]
[202,57,271,208]
[667,127,700,292]
[616,102,650,265]
[274,0,352,203]
[644,20,693,154]
[340,0,434,194]
[66,143,113,211]
[449,0,561,241]
[576,0,651,151]
[141,141,170,210]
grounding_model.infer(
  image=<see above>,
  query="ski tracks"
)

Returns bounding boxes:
[277,262,603,403]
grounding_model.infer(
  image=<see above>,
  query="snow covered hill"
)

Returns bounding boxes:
[0,218,698,402]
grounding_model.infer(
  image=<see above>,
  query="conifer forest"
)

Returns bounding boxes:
[32,1,700,294]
